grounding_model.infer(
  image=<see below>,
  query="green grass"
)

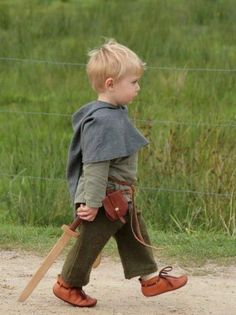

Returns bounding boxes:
[0,0,235,233]
[0,223,235,267]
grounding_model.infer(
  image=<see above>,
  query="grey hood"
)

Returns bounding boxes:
[67,100,148,202]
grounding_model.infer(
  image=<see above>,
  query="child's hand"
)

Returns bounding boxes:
[77,205,99,221]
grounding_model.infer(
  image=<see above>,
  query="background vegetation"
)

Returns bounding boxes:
[0,0,235,236]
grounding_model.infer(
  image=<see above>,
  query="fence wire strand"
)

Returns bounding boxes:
[0,172,233,198]
[1,56,236,72]
[0,109,236,128]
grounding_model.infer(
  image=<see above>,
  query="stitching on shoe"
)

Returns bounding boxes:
[57,279,88,301]
[142,277,160,287]
[77,288,87,300]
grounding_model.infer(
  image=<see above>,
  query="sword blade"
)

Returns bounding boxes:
[18,225,78,302]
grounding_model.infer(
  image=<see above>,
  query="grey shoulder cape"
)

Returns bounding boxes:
[67,100,148,202]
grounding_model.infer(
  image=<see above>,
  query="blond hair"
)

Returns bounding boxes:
[86,39,146,92]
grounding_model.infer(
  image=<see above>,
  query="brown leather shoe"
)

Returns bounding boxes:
[53,275,97,307]
[139,266,188,297]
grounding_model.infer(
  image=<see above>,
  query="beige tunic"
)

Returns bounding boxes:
[74,153,138,208]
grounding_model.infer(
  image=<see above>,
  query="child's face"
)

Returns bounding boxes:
[111,74,141,105]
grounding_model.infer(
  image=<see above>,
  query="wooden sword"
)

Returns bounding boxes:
[18,216,101,302]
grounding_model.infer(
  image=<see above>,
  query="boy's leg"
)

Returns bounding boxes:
[61,208,125,287]
[114,209,188,297]
[114,211,158,279]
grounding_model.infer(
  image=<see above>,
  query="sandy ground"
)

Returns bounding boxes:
[1,249,236,315]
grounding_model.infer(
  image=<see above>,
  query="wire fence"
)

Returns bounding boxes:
[0,56,235,200]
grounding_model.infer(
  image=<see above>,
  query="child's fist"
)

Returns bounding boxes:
[77,205,99,221]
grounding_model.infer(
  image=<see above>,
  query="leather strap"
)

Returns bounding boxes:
[108,176,160,251]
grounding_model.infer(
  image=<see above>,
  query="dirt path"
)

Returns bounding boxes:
[1,250,236,315]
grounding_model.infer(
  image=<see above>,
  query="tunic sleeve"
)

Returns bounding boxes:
[83,160,110,208]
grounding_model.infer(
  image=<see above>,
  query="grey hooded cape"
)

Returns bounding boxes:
[67,100,148,203]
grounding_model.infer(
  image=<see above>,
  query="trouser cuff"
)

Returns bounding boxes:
[124,266,158,279]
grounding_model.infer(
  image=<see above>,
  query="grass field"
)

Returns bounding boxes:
[0,0,235,235]
[1,223,235,266]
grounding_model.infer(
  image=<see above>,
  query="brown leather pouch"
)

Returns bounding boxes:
[102,190,129,224]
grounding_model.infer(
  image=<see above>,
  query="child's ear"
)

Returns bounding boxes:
[105,77,114,90]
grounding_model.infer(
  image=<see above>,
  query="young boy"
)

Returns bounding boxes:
[53,39,188,307]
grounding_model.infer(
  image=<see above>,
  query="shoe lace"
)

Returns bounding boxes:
[159,266,173,278]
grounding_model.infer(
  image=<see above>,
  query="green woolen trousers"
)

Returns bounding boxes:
[61,206,157,287]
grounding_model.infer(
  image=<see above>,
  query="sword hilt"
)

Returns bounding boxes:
[69,216,81,231]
